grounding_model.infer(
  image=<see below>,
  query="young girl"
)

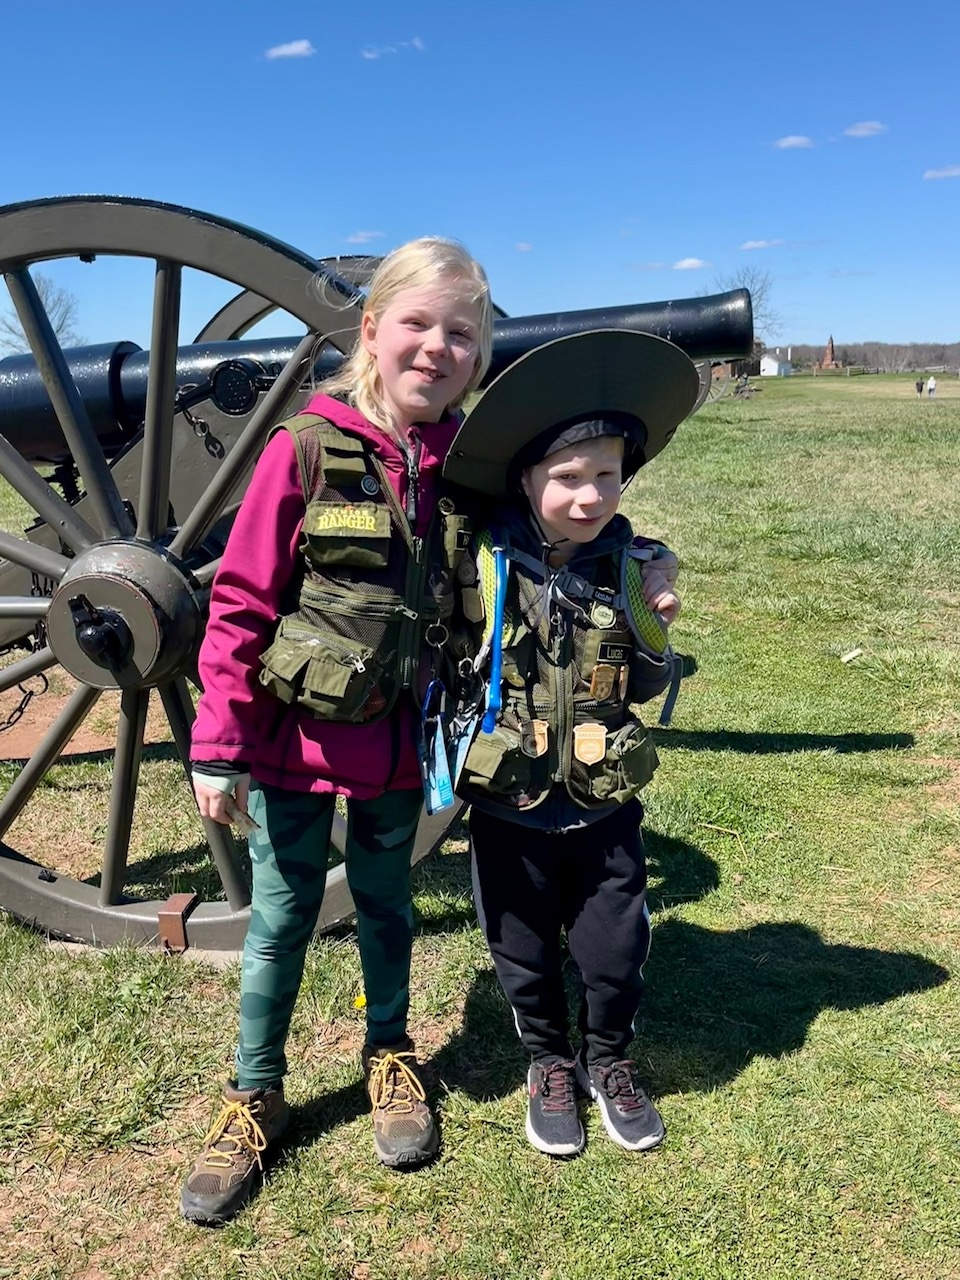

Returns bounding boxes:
[180,238,493,1225]
[444,328,697,1158]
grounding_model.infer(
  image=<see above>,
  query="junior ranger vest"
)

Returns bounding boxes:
[258,414,472,723]
[455,526,677,812]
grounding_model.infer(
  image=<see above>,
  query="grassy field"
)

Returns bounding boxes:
[0,373,958,1279]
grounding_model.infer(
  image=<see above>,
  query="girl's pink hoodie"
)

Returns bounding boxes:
[190,393,461,797]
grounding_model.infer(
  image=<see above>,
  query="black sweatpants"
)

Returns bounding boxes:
[469,799,650,1066]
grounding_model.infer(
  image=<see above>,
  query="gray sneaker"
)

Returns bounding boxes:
[179,1081,289,1225]
[575,1057,665,1151]
[525,1059,585,1157]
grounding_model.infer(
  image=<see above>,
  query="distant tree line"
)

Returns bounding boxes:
[782,342,960,373]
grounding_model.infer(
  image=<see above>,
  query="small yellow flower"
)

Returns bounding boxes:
[353,994,367,1010]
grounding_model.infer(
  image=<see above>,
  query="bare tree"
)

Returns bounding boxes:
[710,266,781,346]
[0,271,84,356]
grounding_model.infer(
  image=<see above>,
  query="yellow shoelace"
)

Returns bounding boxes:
[199,1099,268,1169]
[367,1051,427,1114]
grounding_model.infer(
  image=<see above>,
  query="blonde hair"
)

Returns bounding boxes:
[317,237,494,429]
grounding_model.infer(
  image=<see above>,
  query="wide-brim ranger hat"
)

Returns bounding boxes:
[443,329,700,498]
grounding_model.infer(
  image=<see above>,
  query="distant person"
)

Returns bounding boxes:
[928,375,937,398]
[915,378,924,398]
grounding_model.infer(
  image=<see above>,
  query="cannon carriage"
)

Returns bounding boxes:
[0,196,753,950]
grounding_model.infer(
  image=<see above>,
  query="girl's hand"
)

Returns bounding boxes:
[192,773,252,826]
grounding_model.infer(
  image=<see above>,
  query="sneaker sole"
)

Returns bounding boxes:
[524,1111,585,1157]
[374,1128,440,1169]
[179,1185,257,1227]
[577,1068,665,1152]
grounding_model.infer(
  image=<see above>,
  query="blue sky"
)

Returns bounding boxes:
[1,0,957,348]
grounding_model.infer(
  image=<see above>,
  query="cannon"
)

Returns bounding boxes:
[0,195,753,951]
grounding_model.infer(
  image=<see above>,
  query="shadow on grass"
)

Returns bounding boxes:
[642,918,950,1093]
[433,920,949,1103]
[654,728,915,754]
[277,1080,372,1161]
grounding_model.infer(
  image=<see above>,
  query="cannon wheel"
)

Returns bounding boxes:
[699,360,733,404]
[691,361,715,415]
[194,256,383,343]
[0,196,462,951]
[194,262,509,345]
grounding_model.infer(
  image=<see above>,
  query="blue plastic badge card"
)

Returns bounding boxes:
[419,679,455,815]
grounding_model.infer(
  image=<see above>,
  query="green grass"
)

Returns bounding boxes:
[1,374,959,1279]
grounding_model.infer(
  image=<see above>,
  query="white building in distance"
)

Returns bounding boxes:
[760,348,793,377]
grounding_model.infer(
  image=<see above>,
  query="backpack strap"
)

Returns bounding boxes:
[621,549,668,656]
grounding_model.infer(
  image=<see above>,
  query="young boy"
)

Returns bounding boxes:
[443,329,699,1157]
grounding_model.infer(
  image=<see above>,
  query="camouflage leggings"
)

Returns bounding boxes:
[235,781,423,1089]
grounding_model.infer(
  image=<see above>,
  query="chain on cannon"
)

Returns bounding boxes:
[0,196,753,950]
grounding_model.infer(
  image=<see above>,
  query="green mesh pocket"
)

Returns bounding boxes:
[259,618,381,720]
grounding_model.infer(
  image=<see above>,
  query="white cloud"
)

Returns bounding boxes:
[741,238,783,250]
[265,39,316,60]
[673,257,709,270]
[776,135,813,149]
[361,37,425,60]
[515,242,533,253]
[346,230,385,244]
[923,165,960,180]
[844,120,887,138]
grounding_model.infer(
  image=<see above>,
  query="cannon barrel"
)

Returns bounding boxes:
[483,288,752,382]
[0,290,751,462]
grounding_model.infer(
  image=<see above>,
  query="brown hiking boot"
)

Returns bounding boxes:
[362,1037,439,1168]
[179,1081,289,1225]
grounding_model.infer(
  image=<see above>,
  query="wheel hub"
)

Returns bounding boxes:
[46,541,203,689]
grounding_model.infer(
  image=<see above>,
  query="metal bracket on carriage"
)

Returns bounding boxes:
[157,892,200,954]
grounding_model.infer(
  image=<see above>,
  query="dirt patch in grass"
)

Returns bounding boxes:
[0,676,174,760]
[0,675,204,887]
[0,1144,209,1280]
[924,757,960,807]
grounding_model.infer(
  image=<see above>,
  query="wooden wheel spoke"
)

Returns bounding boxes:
[0,432,97,552]
[136,260,182,541]
[0,645,56,696]
[0,529,70,581]
[0,598,50,621]
[159,678,250,911]
[3,267,134,540]
[168,331,319,560]
[99,687,149,905]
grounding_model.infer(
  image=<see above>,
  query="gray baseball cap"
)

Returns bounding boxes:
[443,328,700,498]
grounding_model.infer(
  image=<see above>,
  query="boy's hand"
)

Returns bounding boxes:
[641,551,681,625]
